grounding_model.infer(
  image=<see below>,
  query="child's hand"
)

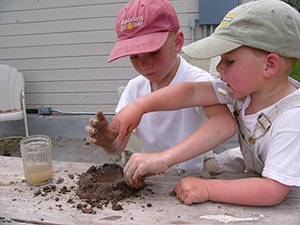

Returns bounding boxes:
[174,177,210,205]
[85,111,118,148]
[111,102,143,145]
[123,152,169,188]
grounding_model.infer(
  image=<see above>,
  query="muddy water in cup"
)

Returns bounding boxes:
[23,162,52,185]
[20,135,53,185]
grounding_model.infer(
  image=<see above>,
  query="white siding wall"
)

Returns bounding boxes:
[0,0,250,112]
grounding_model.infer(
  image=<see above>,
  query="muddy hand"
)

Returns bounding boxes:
[85,111,118,147]
[123,152,169,188]
[123,156,144,188]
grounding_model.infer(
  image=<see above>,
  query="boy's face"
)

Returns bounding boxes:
[129,31,182,85]
[216,46,267,99]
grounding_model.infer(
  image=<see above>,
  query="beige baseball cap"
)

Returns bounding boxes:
[183,0,300,59]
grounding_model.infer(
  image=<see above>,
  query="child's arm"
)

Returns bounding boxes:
[124,103,237,187]
[112,81,218,144]
[174,176,291,206]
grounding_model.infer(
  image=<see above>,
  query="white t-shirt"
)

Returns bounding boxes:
[212,79,300,186]
[116,57,214,170]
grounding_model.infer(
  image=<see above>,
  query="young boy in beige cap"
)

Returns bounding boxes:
[85,0,235,171]
[111,0,300,206]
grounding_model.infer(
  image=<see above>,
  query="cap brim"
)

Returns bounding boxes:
[107,32,169,62]
[182,36,242,59]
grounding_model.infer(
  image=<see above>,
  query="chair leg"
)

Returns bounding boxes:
[21,89,29,137]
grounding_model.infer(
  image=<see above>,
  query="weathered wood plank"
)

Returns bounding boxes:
[0,27,193,49]
[26,80,128,93]
[0,156,299,225]
[0,0,128,11]
[0,31,114,48]
[22,68,137,81]
[0,43,115,60]
[0,4,123,24]
[0,0,198,14]
[0,56,131,70]
[0,15,194,37]
[25,93,119,104]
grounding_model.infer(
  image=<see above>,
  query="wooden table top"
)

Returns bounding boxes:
[0,156,299,225]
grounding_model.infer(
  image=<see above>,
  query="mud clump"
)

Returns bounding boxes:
[76,163,139,208]
[28,163,141,214]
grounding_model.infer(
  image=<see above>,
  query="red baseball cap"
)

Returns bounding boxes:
[107,0,180,62]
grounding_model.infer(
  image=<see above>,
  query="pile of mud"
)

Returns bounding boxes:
[76,163,140,210]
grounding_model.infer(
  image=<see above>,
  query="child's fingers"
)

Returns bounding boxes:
[88,117,97,127]
[132,173,143,188]
[85,126,97,135]
[124,162,135,187]
[85,136,97,144]
[88,111,105,128]
[96,110,105,120]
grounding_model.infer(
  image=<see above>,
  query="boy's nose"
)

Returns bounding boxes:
[138,53,151,61]
[216,62,228,82]
[139,56,152,69]
[216,61,225,74]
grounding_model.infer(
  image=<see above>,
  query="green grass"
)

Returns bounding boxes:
[290,59,300,81]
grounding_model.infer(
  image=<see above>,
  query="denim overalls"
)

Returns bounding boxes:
[234,93,300,174]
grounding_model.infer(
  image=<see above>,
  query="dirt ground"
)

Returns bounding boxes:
[0,136,123,165]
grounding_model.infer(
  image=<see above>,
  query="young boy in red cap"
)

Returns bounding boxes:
[85,0,235,171]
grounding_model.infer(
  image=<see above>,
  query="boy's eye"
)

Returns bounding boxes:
[225,59,234,65]
[130,49,160,60]
[149,50,160,56]
[130,55,138,60]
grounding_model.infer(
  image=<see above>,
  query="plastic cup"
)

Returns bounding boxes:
[20,135,53,185]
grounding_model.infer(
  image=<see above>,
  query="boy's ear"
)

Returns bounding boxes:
[174,31,184,52]
[264,53,280,78]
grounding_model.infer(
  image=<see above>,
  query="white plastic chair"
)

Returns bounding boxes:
[0,64,29,137]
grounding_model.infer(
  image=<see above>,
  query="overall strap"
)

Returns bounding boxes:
[256,94,300,133]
